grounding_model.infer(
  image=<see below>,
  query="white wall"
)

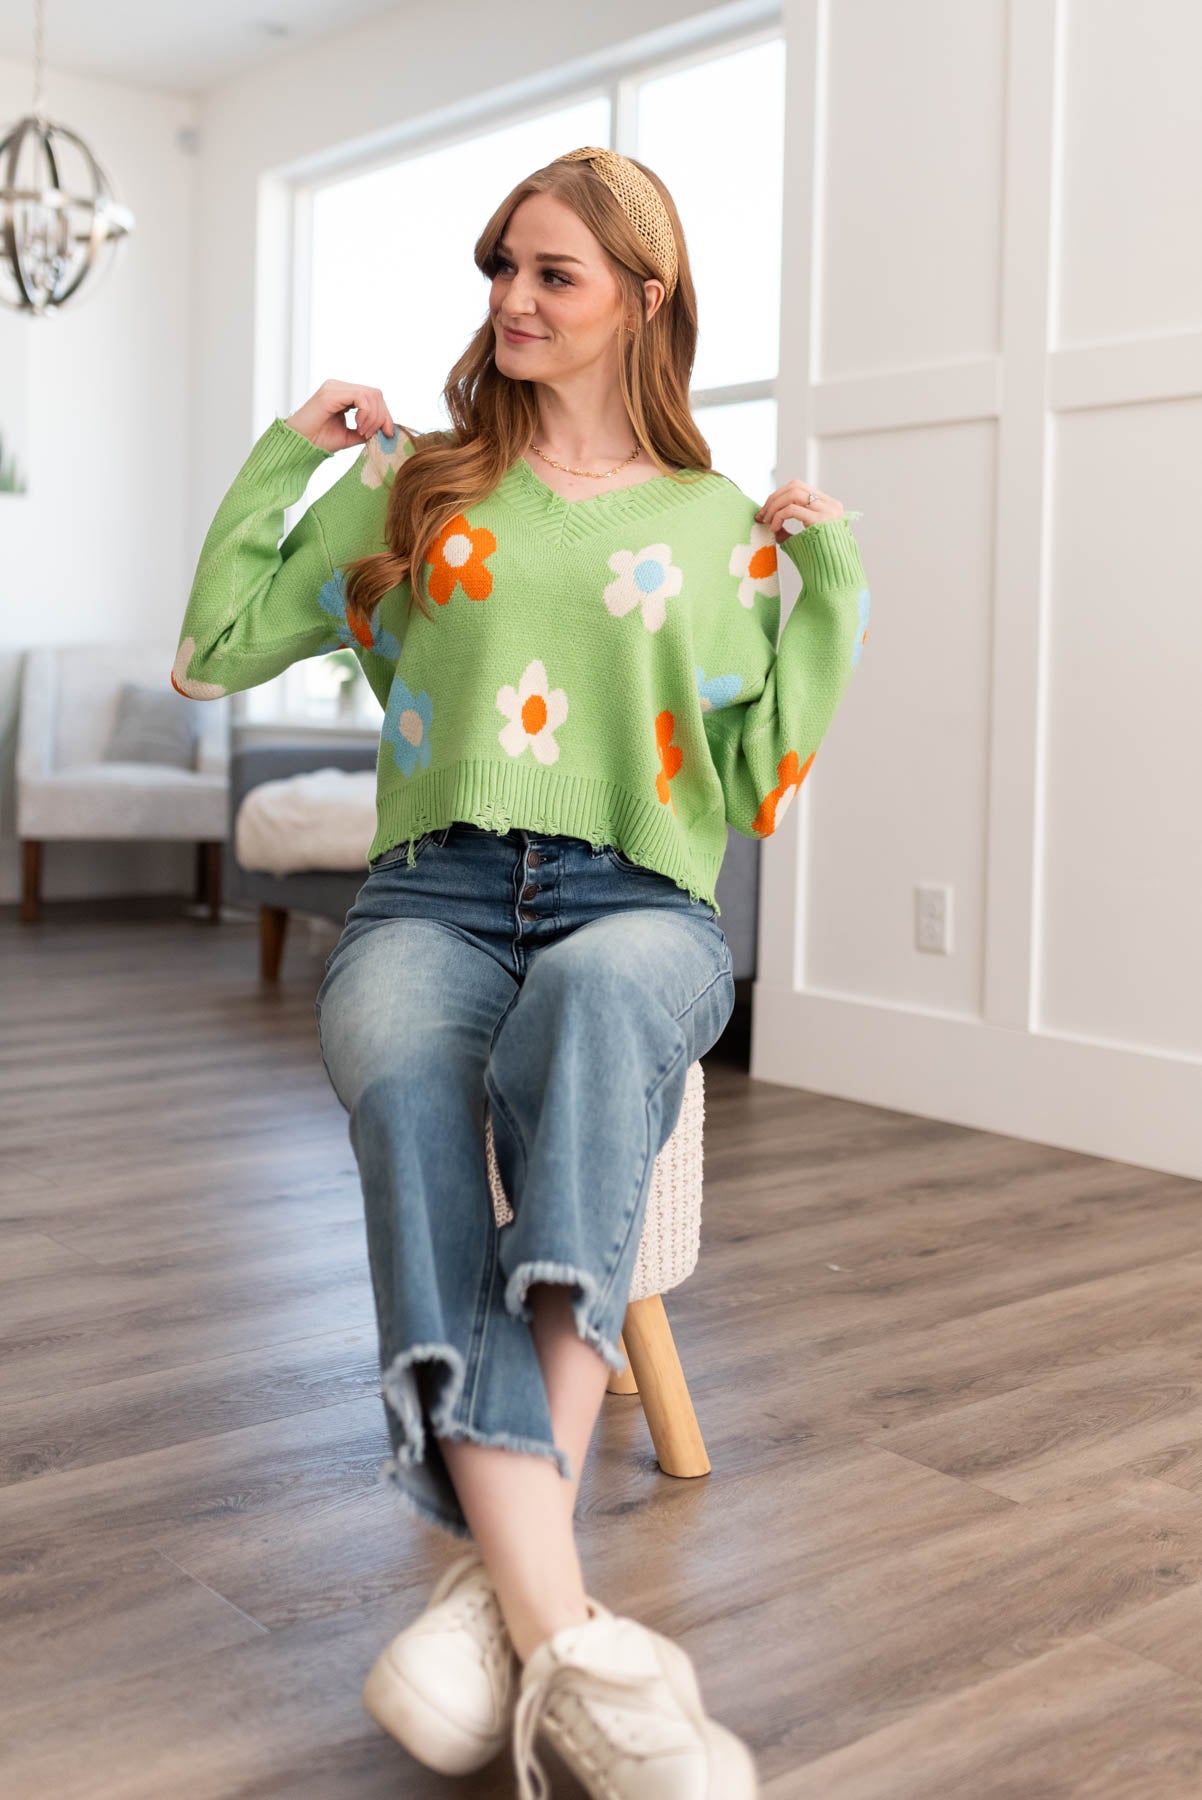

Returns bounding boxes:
[758,0,1202,1177]
[0,53,197,902]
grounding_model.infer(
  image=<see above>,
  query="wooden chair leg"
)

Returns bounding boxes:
[617,1293,710,1478]
[203,842,223,924]
[259,904,289,981]
[607,1332,639,1395]
[20,840,41,923]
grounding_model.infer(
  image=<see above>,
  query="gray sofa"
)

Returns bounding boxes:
[227,743,760,1000]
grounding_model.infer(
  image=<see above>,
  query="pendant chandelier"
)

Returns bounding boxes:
[0,0,136,315]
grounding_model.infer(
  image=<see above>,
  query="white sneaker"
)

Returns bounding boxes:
[512,1600,760,1799]
[361,1545,519,1776]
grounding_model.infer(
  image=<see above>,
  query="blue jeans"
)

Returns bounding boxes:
[313,821,737,1541]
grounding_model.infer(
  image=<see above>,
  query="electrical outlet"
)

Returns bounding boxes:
[915,883,953,954]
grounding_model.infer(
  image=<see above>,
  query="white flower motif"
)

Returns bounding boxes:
[774,784,800,828]
[440,530,474,570]
[728,521,780,609]
[603,542,683,633]
[496,659,568,765]
[170,637,225,700]
[360,426,414,490]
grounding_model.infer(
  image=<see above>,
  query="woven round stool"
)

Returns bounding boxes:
[483,1058,710,1478]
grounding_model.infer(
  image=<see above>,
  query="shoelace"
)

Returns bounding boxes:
[512,1644,709,1800]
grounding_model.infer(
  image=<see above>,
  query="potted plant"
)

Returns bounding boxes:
[0,428,28,495]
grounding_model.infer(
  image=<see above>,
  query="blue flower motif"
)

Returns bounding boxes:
[316,568,402,662]
[634,555,666,592]
[851,586,871,669]
[361,426,413,489]
[695,666,744,713]
[382,673,432,777]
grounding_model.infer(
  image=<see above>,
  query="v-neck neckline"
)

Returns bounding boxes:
[495,451,729,540]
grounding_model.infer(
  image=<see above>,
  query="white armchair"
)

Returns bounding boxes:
[17,644,231,924]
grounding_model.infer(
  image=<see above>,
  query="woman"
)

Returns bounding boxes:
[173,146,869,1799]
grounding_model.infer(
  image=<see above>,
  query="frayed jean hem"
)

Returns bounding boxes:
[379,1338,575,1520]
[504,1259,629,1378]
[380,1340,468,1469]
[435,1416,574,1483]
[377,1454,475,1542]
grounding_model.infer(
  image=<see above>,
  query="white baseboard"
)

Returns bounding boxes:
[751,984,1202,1182]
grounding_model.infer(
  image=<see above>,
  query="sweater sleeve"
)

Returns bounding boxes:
[700,512,870,837]
[170,416,414,700]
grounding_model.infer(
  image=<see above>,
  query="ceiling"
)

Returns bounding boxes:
[0,0,408,98]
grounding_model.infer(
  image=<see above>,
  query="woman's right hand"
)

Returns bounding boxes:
[285,379,396,453]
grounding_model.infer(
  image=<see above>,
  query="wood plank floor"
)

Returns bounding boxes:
[3,897,1202,1797]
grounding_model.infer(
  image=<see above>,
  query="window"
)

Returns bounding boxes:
[243,28,784,726]
[634,36,785,395]
[635,33,785,502]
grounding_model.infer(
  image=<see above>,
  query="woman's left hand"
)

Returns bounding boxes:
[755,481,845,544]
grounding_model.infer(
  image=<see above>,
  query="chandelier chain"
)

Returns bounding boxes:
[33,0,45,119]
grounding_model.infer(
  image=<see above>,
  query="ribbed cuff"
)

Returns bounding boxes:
[238,415,333,485]
[782,513,865,591]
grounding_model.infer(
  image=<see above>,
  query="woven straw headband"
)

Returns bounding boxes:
[553,146,679,302]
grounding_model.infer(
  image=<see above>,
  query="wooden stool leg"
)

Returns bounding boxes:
[619,1293,710,1478]
[606,1332,639,1395]
[260,905,289,981]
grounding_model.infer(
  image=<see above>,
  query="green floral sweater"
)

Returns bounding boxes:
[172,417,871,916]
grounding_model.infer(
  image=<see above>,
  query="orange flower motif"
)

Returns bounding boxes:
[729,522,781,608]
[751,749,816,835]
[426,514,497,605]
[748,541,778,582]
[654,710,683,812]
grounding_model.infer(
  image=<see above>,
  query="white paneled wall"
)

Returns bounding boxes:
[754,0,1202,1178]
[1040,398,1201,1058]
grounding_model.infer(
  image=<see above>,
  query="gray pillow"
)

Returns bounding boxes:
[101,681,200,770]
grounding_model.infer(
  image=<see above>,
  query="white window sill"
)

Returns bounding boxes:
[235,714,381,739]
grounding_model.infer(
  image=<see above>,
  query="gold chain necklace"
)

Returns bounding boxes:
[529,440,642,480]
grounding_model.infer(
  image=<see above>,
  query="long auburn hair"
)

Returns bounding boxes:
[342,151,712,628]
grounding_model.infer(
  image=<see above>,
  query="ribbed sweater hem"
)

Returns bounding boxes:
[369,759,728,916]
[783,511,866,589]
[250,416,333,480]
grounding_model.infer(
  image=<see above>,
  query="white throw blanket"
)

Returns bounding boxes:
[234,767,378,875]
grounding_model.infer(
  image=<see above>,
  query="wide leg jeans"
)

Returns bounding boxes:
[314,821,736,1541]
